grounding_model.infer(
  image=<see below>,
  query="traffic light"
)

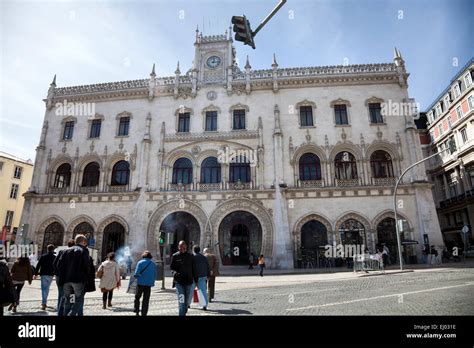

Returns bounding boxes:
[159,231,166,245]
[232,15,255,49]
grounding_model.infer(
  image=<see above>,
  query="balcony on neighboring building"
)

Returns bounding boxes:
[438,189,474,210]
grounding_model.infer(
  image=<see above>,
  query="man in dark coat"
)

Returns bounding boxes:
[170,240,196,316]
[203,248,219,302]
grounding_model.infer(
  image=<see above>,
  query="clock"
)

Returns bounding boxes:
[206,56,221,69]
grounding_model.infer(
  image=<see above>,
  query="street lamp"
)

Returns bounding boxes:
[393,142,455,271]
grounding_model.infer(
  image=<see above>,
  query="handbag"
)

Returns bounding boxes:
[96,266,104,279]
[126,260,151,295]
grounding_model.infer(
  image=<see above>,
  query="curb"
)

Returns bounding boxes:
[357,269,415,277]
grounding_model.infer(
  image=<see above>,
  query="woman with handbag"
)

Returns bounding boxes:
[97,252,120,310]
[9,256,33,313]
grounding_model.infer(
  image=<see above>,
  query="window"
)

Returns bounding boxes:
[299,106,314,127]
[427,111,434,123]
[436,103,443,116]
[438,124,444,136]
[200,157,221,183]
[5,211,14,227]
[465,72,473,87]
[460,128,468,144]
[299,153,321,181]
[172,158,193,184]
[63,121,74,140]
[54,163,71,188]
[429,131,434,142]
[178,113,190,133]
[447,115,452,129]
[82,162,100,187]
[444,95,450,109]
[370,150,395,178]
[9,183,19,199]
[433,108,437,119]
[229,157,251,183]
[0,161,3,173]
[453,83,461,98]
[118,117,130,136]
[89,119,101,138]
[468,95,474,110]
[445,214,451,226]
[233,109,246,130]
[369,103,383,123]
[13,166,22,179]
[448,136,457,153]
[456,106,463,119]
[205,111,217,131]
[111,161,130,186]
[334,152,358,180]
[448,172,457,198]
[334,104,348,125]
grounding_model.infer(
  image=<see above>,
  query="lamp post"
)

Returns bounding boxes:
[393,144,454,271]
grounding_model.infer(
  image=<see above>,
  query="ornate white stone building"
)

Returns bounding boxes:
[20,30,444,268]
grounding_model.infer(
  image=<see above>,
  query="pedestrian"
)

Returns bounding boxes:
[258,254,265,277]
[0,257,16,317]
[29,248,38,275]
[82,255,96,315]
[53,239,75,316]
[248,252,254,269]
[382,244,389,267]
[126,255,133,278]
[192,245,210,310]
[170,241,196,316]
[203,248,219,303]
[97,252,121,309]
[35,244,56,310]
[133,250,156,316]
[430,245,439,265]
[421,245,428,264]
[56,235,90,316]
[9,255,33,313]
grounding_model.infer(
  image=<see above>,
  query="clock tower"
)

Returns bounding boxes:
[193,28,236,86]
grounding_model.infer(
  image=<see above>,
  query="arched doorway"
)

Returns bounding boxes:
[219,211,262,265]
[101,222,125,261]
[72,222,94,244]
[300,220,328,268]
[377,217,408,264]
[159,212,200,258]
[42,222,64,254]
[339,219,365,246]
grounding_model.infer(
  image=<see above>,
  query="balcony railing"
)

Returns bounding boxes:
[106,184,130,193]
[298,179,324,188]
[228,181,252,190]
[49,187,69,194]
[168,183,193,191]
[198,183,222,191]
[371,177,396,186]
[335,178,361,187]
[78,186,98,194]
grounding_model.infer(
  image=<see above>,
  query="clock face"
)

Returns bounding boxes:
[206,56,221,69]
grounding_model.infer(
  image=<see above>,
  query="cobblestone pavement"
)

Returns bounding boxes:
[4,267,474,316]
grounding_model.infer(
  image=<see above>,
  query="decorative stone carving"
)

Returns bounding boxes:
[206,91,217,100]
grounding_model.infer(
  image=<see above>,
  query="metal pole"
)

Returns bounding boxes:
[252,0,287,36]
[393,147,451,271]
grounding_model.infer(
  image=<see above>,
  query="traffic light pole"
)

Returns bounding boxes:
[252,0,287,36]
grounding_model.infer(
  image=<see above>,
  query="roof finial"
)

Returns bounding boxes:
[394,47,401,59]
[245,55,251,70]
[51,74,56,86]
[150,63,156,77]
[272,53,278,68]
[175,61,181,75]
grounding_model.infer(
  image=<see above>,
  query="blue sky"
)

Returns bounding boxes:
[0,0,472,160]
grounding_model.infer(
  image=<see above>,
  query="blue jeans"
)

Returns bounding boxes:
[62,282,85,316]
[56,280,64,315]
[176,283,193,316]
[196,276,208,307]
[40,275,53,306]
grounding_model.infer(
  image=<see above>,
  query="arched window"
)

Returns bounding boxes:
[111,161,130,186]
[339,219,365,245]
[370,150,394,178]
[172,158,193,184]
[201,157,221,183]
[54,163,71,188]
[82,162,100,187]
[42,222,64,254]
[229,156,251,183]
[334,151,358,180]
[299,153,321,181]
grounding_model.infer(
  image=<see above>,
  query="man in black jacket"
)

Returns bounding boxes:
[35,244,56,310]
[56,235,90,316]
[192,245,210,310]
[170,240,196,316]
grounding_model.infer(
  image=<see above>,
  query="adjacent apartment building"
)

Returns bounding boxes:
[0,151,33,243]
[423,58,474,251]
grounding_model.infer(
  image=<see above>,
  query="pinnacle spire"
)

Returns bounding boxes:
[272,53,278,68]
[245,55,251,70]
[175,61,181,75]
[150,63,156,77]
[51,74,56,86]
